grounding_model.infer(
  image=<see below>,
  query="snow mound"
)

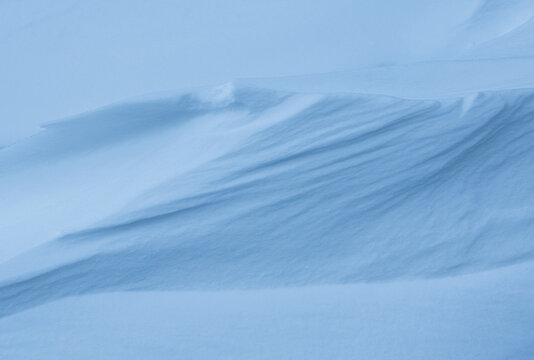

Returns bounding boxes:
[1,83,534,318]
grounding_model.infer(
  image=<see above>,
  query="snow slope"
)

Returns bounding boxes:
[1,77,534,358]
[2,0,534,358]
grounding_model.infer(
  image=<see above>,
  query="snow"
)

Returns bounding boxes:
[2,262,534,360]
[239,58,534,99]
[0,0,498,145]
[1,0,534,359]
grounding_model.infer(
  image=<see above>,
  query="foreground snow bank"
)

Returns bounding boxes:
[1,261,533,360]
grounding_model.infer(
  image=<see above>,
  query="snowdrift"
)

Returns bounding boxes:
[1,80,534,319]
[2,1,534,358]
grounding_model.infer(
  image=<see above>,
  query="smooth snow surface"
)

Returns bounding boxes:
[1,0,534,359]
[2,263,534,360]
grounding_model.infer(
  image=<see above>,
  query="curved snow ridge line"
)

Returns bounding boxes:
[0,85,319,265]
[0,85,289,172]
[452,0,534,59]
[1,88,534,318]
[238,60,534,100]
[464,0,534,36]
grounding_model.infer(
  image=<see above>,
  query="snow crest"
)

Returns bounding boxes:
[1,85,534,318]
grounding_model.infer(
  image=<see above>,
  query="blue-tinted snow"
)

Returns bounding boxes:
[1,0,534,359]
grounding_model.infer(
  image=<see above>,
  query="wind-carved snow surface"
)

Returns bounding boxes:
[2,1,534,359]
[2,83,534,358]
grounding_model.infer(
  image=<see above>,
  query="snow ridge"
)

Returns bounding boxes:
[1,85,534,318]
